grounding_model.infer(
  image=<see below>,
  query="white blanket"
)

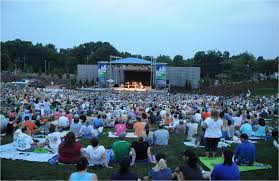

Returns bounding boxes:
[108,132,138,138]
[0,143,56,162]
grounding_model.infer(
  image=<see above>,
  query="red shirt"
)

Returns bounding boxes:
[58,142,82,164]
[202,112,210,120]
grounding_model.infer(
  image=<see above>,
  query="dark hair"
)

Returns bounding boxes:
[91,137,99,147]
[240,133,248,140]
[142,113,147,119]
[98,115,101,119]
[76,157,89,171]
[118,156,131,175]
[136,117,141,122]
[223,149,233,166]
[227,119,232,126]
[66,110,70,114]
[219,111,225,119]
[21,126,28,133]
[64,132,76,148]
[74,118,79,123]
[246,114,251,119]
[159,124,163,129]
[49,124,56,133]
[258,118,266,126]
[155,153,166,162]
[24,116,30,121]
[182,150,198,169]
[174,114,177,118]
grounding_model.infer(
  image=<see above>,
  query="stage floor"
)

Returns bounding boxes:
[79,86,168,93]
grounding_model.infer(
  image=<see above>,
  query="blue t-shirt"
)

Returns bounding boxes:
[240,123,253,137]
[148,168,172,180]
[254,125,266,137]
[235,140,256,165]
[93,118,103,129]
[211,162,240,180]
[69,172,93,180]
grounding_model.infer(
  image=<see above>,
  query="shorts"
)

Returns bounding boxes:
[205,137,220,152]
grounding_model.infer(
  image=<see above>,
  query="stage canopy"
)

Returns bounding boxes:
[111,57,152,65]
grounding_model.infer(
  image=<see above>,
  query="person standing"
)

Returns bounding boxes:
[202,109,223,157]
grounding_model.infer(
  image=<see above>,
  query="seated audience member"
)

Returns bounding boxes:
[186,119,198,140]
[154,124,169,146]
[172,149,204,180]
[70,114,82,136]
[6,117,17,135]
[227,119,235,140]
[58,132,83,164]
[115,120,127,136]
[130,135,155,165]
[69,157,98,180]
[234,133,256,166]
[240,119,253,137]
[15,127,41,151]
[45,124,63,153]
[142,126,154,145]
[58,112,70,130]
[175,120,186,135]
[147,153,172,180]
[111,156,138,180]
[111,132,131,162]
[79,118,98,138]
[163,113,172,126]
[253,118,267,137]
[65,110,73,125]
[93,115,103,129]
[134,117,144,136]
[22,116,38,135]
[81,137,110,168]
[171,114,180,128]
[211,149,240,180]
[125,115,134,129]
[193,109,202,123]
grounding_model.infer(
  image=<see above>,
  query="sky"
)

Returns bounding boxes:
[1,0,279,59]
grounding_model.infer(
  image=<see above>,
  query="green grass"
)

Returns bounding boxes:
[251,87,278,96]
[1,117,278,180]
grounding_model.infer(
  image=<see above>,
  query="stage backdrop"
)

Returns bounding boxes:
[156,64,166,88]
[98,64,107,85]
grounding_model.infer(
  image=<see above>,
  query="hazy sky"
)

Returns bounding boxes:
[1,0,278,59]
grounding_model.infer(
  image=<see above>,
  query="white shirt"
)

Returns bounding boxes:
[58,116,70,128]
[47,132,62,149]
[172,119,180,127]
[204,117,223,138]
[84,145,106,166]
[79,124,97,136]
[193,113,202,122]
[15,133,34,150]
[186,122,198,135]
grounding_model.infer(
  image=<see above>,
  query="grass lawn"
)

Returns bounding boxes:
[251,87,278,96]
[1,116,278,180]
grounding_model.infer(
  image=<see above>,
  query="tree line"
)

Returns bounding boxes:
[1,39,278,81]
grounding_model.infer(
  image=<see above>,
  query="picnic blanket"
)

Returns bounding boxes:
[108,132,138,138]
[184,141,231,148]
[199,157,272,172]
[0,143,56,162]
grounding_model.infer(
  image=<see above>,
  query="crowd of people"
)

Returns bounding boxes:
[0,83,278,180]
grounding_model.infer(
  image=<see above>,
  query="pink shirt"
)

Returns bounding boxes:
[115,123,127,136]
[65,114,73,124]
[54,112,62,120]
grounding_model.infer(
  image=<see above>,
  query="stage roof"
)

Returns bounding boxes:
[111,57,152,65]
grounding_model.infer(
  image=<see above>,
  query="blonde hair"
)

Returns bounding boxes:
[210,109,219,120]
[153,159,167,172]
